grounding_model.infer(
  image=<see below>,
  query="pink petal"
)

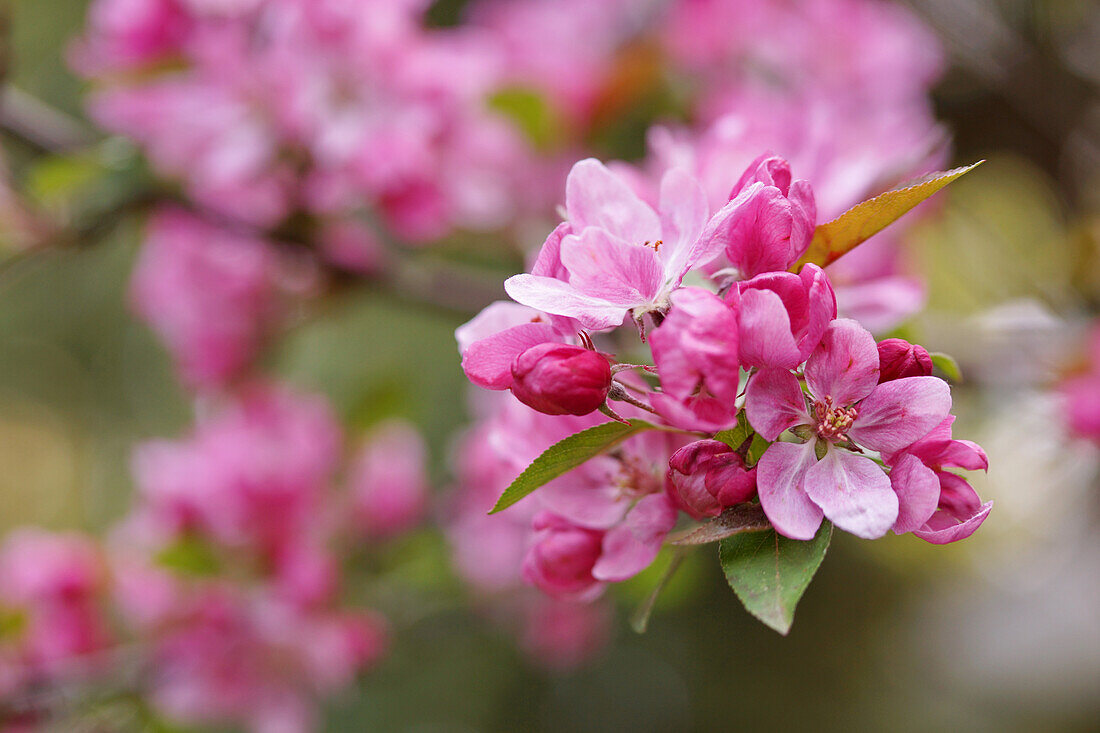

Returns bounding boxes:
[738,288,801,369]
[592,494,677,582]
[565,158,661,246]
[797,264,836,358]
[461,322,561,390]
[787,180,816,262]
[504,274,627,330]
[559,228,664,306]
[805,318,880,406]
[657,167,714,283]
[936,472,983,518]
[889,453,940,534]
[650,392,739,433]
[849,376,952,453]
[531,222,571,278]
[745,368,809,441]
[756,441,823,540]
[540,458,631,529]
[650,287,740,402]
[700,182,795,278]
[455,301,542,354]
[913,501,993,545]
[804,448,898,540]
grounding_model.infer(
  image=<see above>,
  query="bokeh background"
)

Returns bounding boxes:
[1,0,1099,731]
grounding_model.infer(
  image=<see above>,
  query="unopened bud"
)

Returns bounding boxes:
[510,343,611,416]
[667,440,757,519]
[876,338,933,383]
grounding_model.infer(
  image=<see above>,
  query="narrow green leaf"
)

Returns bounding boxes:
[795,161,984,269]
[929,352,962,382]
[489,420,657,514]
[719,520,832,635]
[629,546,689,634]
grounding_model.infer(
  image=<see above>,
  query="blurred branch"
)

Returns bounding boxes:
[0,87,99,153]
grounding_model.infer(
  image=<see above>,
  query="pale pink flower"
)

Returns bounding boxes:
[130,209,285,388]
[348,421,429,540]
[746,319,951,539]
[505,159,713,329]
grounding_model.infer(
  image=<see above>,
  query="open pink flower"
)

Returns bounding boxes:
[505,159,714,329]
[885,417,992,544]
[746,319,951,539]
[737,263,836,370]
[697,153,816,279]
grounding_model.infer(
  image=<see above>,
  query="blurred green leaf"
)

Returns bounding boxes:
[489,419,660,514]
[929,351,962,382]
[630,546,689,634]
[155,536,221,577]
[488,86,562,151]
[796,162,983,269]
[719,520,832,635]
[746,433,770,466]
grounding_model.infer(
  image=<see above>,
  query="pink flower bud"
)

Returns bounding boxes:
[666,440,757,519]
[510,343,611,416]
[876,338,933,383]
[521,513,604,600]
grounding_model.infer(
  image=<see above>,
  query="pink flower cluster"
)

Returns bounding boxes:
[0,387,427,731]
[456,153,991,608]
[1060,324,1100,444]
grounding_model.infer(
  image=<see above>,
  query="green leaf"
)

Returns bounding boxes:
[489,420,658,514]
[668,504,770,546]
[930,352,962,382]
[155,536,221,577]
[746,433,770,466]
[719,520,832,635]
[488,86,562,151]
[714,411,751,451]
[795,161,984,269]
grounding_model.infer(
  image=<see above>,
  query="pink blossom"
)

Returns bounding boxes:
[510,343,612,416]
[737,263,836,370]
[130,208,286,388]
[518,597,611,672]
[746,319,951,539]
[69,0,192,75]
[348,421,429,540]
[1060,325,1100,443]
[505,159,714,329]
[0,530,110,696]
[667,440,757,519]
[522,512,606,601]
[884,417,992,544]
[698,153,816,279]
[650,286,740,404]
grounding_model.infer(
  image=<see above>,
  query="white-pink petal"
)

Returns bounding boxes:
[756,441,823,540]
[504,274,627,330]
[889,453,940,535]
[745,368,810,441]
[559,228,664,306]
[565,158,661,247]
[804,318,879,406]
[849,376,952,453]
[803,448,898,540]
[657,167,713,284]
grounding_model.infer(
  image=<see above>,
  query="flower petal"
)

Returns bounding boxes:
[657,167,713,283]
[804,318,880,405]
[566,158,661,246]
[651,287,740,402]
[913,501,993,545]
[592,494,677,581]
[745,368,809,441]
[849,376,951,453]
[455,301,542,354]
[738,288,802,369]
[889,453,940,534]
[756,441,823,540]
[504,274,627,330]
[460,322,561,390]
[560,228,664,306]
[804,448,898,540]
[650,392,739,433]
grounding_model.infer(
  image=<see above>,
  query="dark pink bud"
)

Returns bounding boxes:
[521,513,605,599]
[876,338,933,383]
[667,440,757,519]
[510,343,611,416]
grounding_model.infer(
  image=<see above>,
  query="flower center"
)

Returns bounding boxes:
[811,396,858,443]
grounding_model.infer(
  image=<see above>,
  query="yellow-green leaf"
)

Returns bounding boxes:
[795,161,984,269]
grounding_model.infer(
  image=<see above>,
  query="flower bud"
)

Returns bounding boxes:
[667,440,757,519]
[510,343,611,416]
[876,338,933,383]
[521,513,604,599]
